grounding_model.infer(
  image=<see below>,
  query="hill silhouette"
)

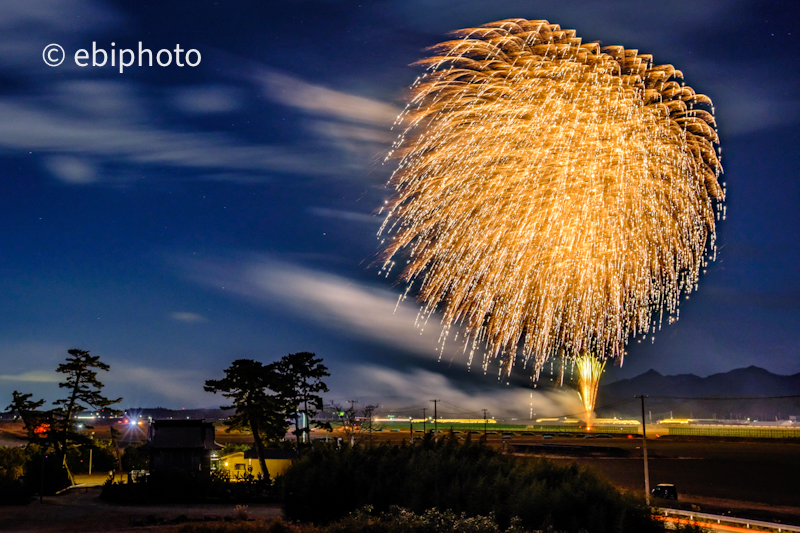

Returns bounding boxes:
[596,366,800,421]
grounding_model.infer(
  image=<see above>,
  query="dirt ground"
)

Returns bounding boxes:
[0,487,281,533]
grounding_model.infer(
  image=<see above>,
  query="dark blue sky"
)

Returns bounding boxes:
[0,1,798,416]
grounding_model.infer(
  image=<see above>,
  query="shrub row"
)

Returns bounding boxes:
[100,469,279,504]
[281,435,661,533]
[178,507,708,533]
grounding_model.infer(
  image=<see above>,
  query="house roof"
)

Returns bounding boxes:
[223,449,297,460]
[248,449,297,460]
[143,419,222,450]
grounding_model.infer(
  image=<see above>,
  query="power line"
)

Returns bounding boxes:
[440,400,484,414]
[430,399,440,438]
[646,395,800,400]
[384,402,431,412]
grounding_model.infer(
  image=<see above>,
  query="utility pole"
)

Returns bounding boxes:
[637,395,650,505]
[409,417,413,444]
[347,400,358,446]
[363,405,375,447]
[430,399,440,439]
[89,432,94,475]
[422,408,427,435]
[40,447,45,504]
[483,409,489,440]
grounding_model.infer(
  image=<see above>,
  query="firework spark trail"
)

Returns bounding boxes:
[380,19,723,381]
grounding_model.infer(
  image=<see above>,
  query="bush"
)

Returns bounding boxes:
[281,436,661,533]
[121,444,148,471]
[221,443,253,457]
[179,520,306,533]
[102,469,216,504]
[100,468,277,504]
[0,446,27,481]
[66,442,117,474]
[178,506,632,533]
[0,447,34,504]
[23,448,71,496]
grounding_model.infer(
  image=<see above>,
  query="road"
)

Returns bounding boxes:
[0,487,281,533]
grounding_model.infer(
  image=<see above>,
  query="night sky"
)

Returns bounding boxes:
[1,1,798,416]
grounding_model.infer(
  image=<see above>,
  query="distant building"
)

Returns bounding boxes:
[142,419,221,474]
[220,449,296,480]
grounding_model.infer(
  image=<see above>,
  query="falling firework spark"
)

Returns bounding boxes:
[379,19,724,401]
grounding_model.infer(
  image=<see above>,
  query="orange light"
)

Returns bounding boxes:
[654,515,754,533]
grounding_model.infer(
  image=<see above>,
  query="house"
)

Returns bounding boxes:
[220,449,296,480]
[142,419,222,475]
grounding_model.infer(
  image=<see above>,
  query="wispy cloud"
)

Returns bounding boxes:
[0,371,61,383]
[0,85,336,183]
[695,64,800,137]
[0,4,400,186]
[255,69,399,127]
[109,364,208,405]
[0,73,397,184]
[170,85,244,115]
[254,68,399,170]
[169,312,208,323]
[0,0,400,186]
[344,365,584,419]
[308,207,380,225]
[43,155,98,184]
[0,0,119,69]
[0,341,69,374]
[185,255,470,362]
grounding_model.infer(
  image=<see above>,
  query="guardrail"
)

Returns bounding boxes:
[666,426,800,438]
[657,507,800,532]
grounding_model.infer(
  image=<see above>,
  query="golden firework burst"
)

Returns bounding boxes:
[575,353,606,426]
[380,19,724,380]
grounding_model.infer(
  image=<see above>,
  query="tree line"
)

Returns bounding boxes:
[7,349,121,487]
[4,348,330,495]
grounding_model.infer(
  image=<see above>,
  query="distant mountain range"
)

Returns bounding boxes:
[600,366,800,398]
[596,366,800,420]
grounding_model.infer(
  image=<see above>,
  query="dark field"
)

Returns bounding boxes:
[545,438,800,505]
[349,430,800,524]
[548,437,800,525]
